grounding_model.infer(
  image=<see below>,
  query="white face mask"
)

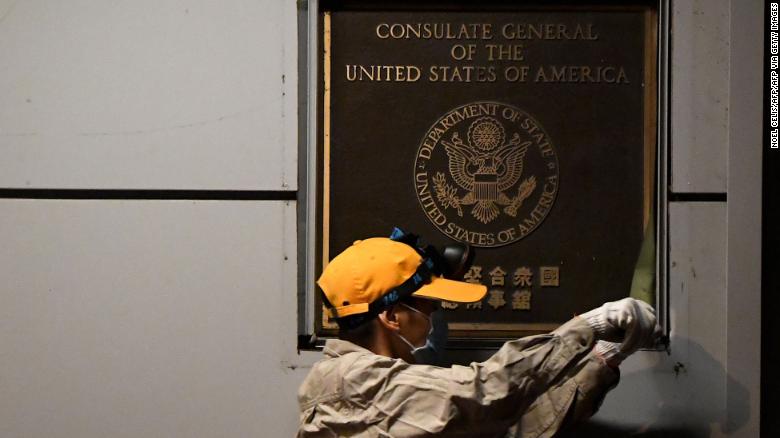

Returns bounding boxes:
[395,302,435,361]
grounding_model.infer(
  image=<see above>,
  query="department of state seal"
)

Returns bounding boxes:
[414,101,559,247]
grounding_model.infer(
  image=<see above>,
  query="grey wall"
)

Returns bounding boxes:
[0,0,297,189]
[0,1,762,437]
[0,200,311,437]
[0,1,318,437]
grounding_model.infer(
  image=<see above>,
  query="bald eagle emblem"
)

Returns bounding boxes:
[434,116,537,224]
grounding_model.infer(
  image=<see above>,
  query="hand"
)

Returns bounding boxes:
[580,298,661,356]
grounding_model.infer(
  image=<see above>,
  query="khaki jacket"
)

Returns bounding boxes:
[297,318,618,437]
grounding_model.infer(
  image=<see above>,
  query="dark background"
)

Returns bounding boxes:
[762,0,778,432]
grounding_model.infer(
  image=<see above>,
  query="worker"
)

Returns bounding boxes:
[297,230,660,437]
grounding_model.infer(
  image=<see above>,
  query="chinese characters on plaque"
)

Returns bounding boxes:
[441,265,560,311]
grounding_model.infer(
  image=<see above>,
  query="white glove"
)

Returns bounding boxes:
[580,298,660,356]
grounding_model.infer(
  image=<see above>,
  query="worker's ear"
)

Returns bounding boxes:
[377,306,401,332]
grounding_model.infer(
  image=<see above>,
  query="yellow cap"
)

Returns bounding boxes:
[317,237,487,318]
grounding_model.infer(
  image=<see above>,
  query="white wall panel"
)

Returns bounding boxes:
[0,200,315,437]
[0,1,297,190]
[671,0,729,193]
[589,203,730,436]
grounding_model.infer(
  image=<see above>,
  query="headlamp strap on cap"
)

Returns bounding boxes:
[390,227,446,276]
[389,227,421,249]
[372,256,434,311]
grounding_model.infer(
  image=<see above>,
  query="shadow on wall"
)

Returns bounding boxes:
[447,337,750,437]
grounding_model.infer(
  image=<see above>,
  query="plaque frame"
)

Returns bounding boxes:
[298,0,671,349]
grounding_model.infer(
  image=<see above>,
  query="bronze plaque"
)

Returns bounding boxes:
[316,1,657,339]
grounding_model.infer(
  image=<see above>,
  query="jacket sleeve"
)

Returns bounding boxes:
[341,317,599,437]
[505,351,620,438]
